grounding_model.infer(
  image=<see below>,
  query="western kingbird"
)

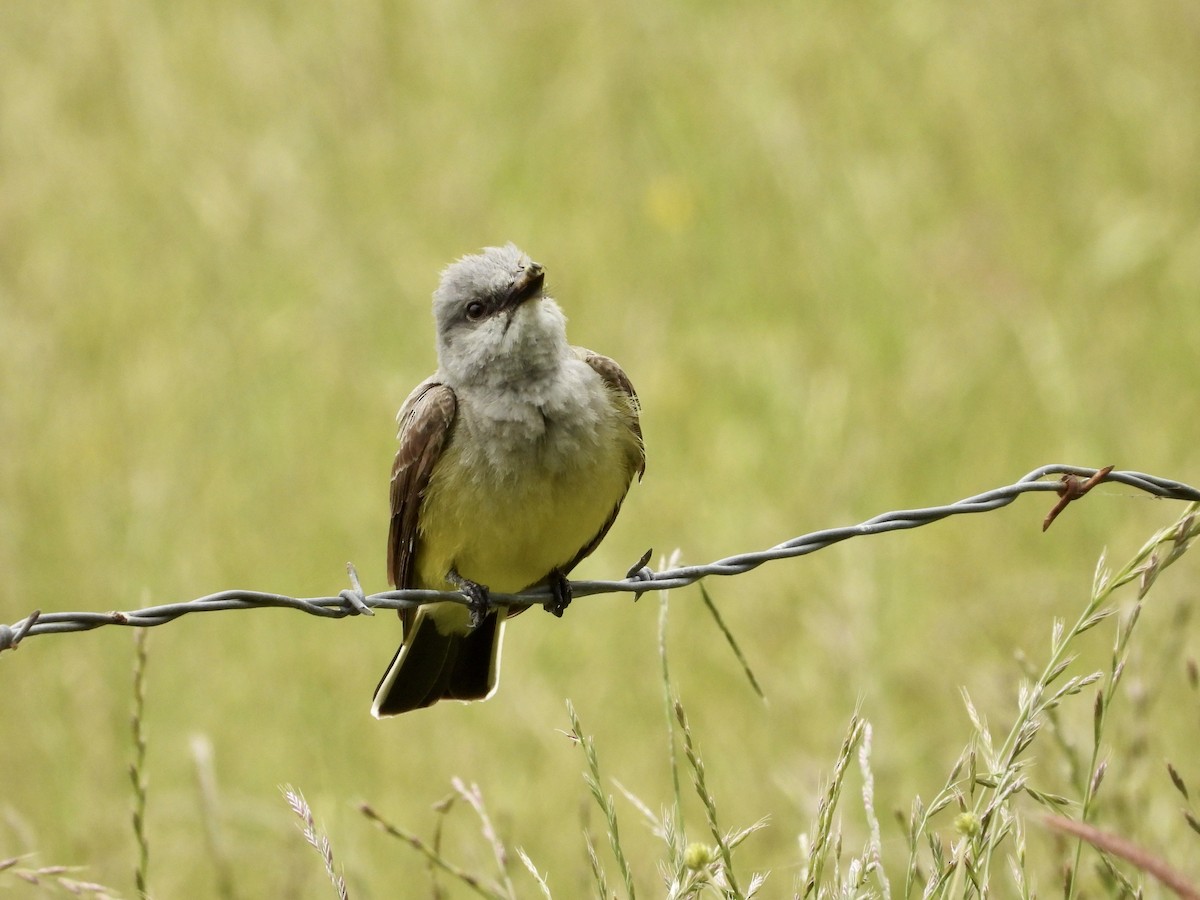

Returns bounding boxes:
[371,244,645,717]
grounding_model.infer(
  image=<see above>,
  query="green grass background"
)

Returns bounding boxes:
[2,1,1199,895]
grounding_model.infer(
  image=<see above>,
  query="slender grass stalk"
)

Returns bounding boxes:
[0,858,123,898]
[659,575,684,857]
[190,735,237,900]
[857,722,891,899]
[697,583,765,702]
[567,701,637,900]
[515,847,552,900]
[451,778,516,899]
[282,786,348,900]
[430,790,457,900]
[130,628,150,900]
[360,802,506,900]
[1046,815,1200,899]
[674,700,740,899]
[803,713,865,898]
[583,829,611,900]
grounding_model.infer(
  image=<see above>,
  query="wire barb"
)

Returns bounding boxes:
[0,609,40,652]
[2,465,1197,653]
[627,547,655,602]
[1043,465,1115,532]
[338,562,374,616]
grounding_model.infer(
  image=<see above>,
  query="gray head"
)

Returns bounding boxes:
[432,243,570,386]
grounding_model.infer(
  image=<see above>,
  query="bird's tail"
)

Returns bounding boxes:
[370,605,505,717]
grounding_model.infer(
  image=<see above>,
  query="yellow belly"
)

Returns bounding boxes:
[413,420,636,593]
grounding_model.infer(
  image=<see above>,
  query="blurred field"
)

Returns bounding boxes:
[2,0,1199,895]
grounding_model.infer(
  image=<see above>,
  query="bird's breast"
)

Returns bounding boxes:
[413,363,638,592]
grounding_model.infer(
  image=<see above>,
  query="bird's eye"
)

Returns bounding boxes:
[465,301,486,321]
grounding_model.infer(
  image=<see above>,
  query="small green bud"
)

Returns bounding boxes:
[954,812,981,837]
[683,843,716,870]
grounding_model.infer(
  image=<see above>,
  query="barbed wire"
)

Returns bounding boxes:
[2,464,1198,655]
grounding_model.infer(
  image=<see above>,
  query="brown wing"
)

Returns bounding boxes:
[558,348,645,576]
[575,347,645,479]
[387,379,458,630]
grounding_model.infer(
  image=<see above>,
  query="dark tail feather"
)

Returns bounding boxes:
[371,610,503,717]
[445,612,503,700]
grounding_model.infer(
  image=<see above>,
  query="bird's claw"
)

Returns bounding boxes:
[463,583,491,629]
[543,569,572,618]
[448,569,492,630]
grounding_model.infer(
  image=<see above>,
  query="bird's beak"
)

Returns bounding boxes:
[502,262,545,310]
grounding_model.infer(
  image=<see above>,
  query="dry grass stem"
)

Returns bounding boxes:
[360,803,506,900]
[281,786,349,900]
[130,629,150,900]
[1045,816,1200,900]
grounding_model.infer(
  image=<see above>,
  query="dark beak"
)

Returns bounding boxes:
[502,262,545,310]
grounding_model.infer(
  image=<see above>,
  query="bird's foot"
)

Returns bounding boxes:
[448,569,491,630]
[543,569,572,618]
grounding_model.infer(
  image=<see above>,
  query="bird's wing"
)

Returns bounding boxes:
[387,378,458,631]
[557,348,646,576]
[575,347,645,479]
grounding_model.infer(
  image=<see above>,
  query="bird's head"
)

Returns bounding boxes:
[432,243,569,387]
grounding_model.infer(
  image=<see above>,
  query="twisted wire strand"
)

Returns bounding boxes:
[2,465,1197,653]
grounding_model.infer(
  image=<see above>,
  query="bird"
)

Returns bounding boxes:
[371,243,645,716]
